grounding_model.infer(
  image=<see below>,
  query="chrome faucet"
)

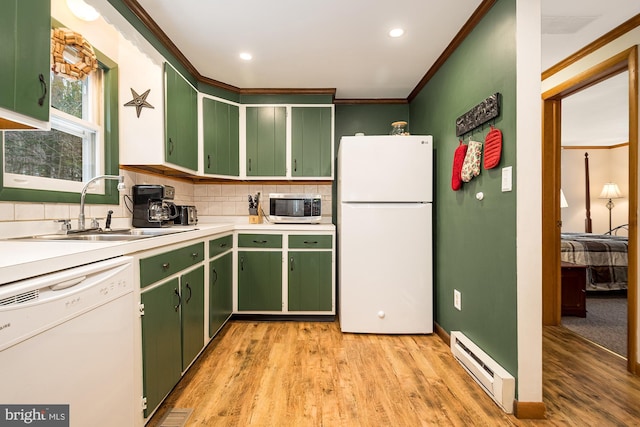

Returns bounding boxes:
[79,175,126,230]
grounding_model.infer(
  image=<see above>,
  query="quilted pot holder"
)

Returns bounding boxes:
[461,140,482,182]
[451,141,467,191]
[484,125,502,169]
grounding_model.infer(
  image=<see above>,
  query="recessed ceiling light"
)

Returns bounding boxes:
[66,0,100,21]
[239,52,253,61]
[389,28,405,38]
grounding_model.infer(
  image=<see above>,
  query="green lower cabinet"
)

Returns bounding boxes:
[238,251,282,311]
[181,266,205,371]
[288,251,333,311]
[141,278,182,418]
[209,252,233,337]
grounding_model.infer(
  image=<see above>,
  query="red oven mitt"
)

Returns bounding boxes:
[484,125,502,169]
[451,140,467,191]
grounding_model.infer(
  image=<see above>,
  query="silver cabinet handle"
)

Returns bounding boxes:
[253,240,267,244]
[191,252,199,259]
[162,262,170,271]
[290,257,295,271]
[212,267,218,284]
[240,257,244,271]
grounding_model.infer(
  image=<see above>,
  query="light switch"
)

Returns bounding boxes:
[501,166,512,192]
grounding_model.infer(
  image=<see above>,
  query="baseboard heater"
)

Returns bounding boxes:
[450,331,515,414]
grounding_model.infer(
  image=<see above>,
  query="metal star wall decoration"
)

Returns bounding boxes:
[124,88,154,118]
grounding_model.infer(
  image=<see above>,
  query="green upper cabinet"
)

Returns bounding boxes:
[202,97,239,176]
[164,63,197,171]
[291,107,332,177]
[0,0,50,127]
[245,106,286,177]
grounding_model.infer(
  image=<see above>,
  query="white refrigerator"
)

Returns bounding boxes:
[338,135,433,334]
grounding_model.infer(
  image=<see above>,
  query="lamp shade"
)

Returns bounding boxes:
[560,189,568,208]
[599,182,623,199]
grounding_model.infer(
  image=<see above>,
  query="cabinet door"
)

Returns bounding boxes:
[203,98,239,176]
[165,64,197,170]
[291,107,332,177]
[141,278,182,418]
[0,0,50,122]
[245,106,286,176]
[238,251,282,311]
[288,251,333,311]
[209,252,233,337]
[181,266,205,371]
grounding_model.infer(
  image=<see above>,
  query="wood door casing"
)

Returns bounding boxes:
[541,46,638,373]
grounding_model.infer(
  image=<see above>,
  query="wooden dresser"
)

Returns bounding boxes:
[561,261,587,317]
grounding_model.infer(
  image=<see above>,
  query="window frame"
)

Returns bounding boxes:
[0,48,119,205]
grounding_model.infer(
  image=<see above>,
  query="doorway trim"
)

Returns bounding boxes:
[541,46,638,373]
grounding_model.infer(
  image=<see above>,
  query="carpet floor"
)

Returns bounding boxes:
[562,294,627,357]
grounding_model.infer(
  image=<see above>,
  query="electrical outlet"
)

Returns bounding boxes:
[454,289,462,311]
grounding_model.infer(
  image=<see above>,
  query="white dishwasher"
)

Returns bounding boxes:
[0,256,136,426]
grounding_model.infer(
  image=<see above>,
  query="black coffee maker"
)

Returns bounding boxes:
[132,184,179,228]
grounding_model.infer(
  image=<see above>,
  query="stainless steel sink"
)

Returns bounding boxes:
[10,228,198,242]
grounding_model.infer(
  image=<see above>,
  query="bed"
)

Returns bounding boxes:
[560,232,628,291]
[560,153,628,291]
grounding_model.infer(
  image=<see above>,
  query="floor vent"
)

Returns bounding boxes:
[158,408,193,427]
[450,331,515,414]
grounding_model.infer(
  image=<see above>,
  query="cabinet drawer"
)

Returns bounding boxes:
[288,235,332,249]
[238,233,282,248]
[209,235,233,258]
[140,242,205,288]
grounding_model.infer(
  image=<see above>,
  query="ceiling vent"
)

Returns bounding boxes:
[541,15,599,35]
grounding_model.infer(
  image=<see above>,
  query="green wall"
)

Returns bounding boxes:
[334,104,409,139]
[409,0,518,377]
[332,103,410,221]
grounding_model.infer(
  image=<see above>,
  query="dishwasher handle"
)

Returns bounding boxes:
[49,276,87,291]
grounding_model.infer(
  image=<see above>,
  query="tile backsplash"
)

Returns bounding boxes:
[0,169,333,226]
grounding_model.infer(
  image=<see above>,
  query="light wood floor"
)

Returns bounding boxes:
[147,321,640,426]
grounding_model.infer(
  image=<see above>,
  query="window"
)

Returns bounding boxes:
[3,70,103,193]
[0,50,119,204]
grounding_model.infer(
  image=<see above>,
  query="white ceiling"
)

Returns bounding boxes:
[135,0,484,99]
[128,0,639,101]
[541,0,639,147]
[105,0,639,144]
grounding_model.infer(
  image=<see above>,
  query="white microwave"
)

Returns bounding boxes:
[269,193,322,223]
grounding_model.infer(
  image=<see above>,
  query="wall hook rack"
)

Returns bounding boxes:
[456,92,500,137]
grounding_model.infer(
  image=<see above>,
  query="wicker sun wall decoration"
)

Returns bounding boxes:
[51,28,98,80]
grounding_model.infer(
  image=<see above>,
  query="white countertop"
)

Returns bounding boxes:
[0,218,335,286]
